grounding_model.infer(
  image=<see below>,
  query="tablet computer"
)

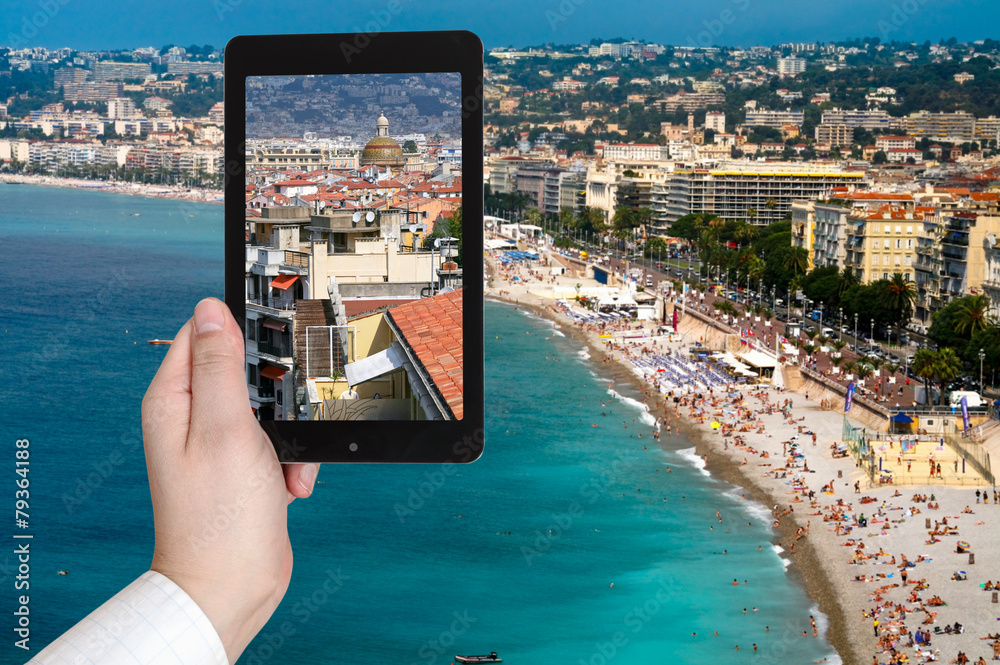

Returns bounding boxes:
[224,31,484,464]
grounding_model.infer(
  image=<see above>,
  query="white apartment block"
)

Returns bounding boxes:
[875,136,917,151]
[107,97,137,119]
[777,57,807,76]
[704,111,726,134]
[887,148,923,163]
[905,111,976,143]
[744,108,804,128]
[819,108,903,131]
[602,143,667,161]
[653,162,864,228]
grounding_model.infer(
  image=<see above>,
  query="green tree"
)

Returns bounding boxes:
[611,206,636,247]
[855,362,874,383]
[783,246,809,277]
[576,206,607,234]
[883,272,917,346]
[402,140,418,153]
[932,348,963,405]
[927,295,982,358]
[953,293,994,337]
[644,236,669,259]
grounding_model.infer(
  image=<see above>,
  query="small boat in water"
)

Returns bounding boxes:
[147,339,173,345]
[455,653,501,664]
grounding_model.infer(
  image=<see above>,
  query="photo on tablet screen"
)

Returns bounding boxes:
[244,72,464,423]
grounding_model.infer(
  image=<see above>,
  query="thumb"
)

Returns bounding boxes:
[188,298,257,450]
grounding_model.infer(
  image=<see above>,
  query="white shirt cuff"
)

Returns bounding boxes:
[28,570,228,665]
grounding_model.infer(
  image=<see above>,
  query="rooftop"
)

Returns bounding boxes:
[386,289,464,420]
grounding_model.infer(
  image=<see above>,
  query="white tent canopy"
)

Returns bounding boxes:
[739,349,779,369]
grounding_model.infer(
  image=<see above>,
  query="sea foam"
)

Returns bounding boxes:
[607,388,656,426]
[676,446,711,477]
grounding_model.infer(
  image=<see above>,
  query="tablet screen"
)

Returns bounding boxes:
[243,72,465,423]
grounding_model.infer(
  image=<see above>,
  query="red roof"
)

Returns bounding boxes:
[387,289,464,419]
[273,180,316,187]
[832,192,913,201]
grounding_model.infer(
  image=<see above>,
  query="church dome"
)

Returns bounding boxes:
[361,112,403,165]
[361,135,403,162]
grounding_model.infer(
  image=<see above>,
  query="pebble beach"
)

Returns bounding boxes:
[487,248,1000,665]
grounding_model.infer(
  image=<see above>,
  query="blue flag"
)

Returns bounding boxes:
[845,382,855,413]
[961,396,970,431]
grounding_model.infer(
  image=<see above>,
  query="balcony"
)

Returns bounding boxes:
[251,384,275,403]
[257,340,293,359]
[247,296,296,312]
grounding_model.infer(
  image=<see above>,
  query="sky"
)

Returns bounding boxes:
[2,0,999,52]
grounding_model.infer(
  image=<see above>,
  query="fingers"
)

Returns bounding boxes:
[284,463,319,500]
[142,319,195,455]
[188,298,257,453]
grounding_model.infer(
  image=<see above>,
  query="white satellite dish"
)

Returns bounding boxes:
[352,211,361,223]
[408,225,419,233]
[365,211,375,222]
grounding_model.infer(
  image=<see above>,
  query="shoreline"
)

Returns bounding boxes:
[0,173,223,205]
[487,290,857,664]
[486,251,999,665]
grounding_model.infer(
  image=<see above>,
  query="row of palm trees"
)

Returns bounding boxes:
[910,348,964,405]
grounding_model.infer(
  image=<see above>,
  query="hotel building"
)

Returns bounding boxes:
[653,162,865,228]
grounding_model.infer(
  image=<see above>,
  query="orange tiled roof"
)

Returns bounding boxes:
[386,289,464,420]
[832,192,913,201]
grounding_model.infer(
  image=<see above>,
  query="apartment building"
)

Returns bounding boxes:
[810,202,856,270]
[875,136,917,151]
[603,143,667,161]
[915,211,1000,321]
[107,98,138,119]
[814,124,854,147]
[744,108,805,129]
[974,116,1000,143]
[791,201,817,272]
[905,111,976,143]
[248,144,358,172]
[648,92,725,112]
[704,111,726,134]
[777,57,807,77]
[844,205,923,284]
[92,62,151,81]
[166,61,224,75]
[654,162,864,228]
[820,108,903,131]
[62,82,124,102]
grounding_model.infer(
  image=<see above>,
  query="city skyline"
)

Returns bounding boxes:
[2,0,999,52]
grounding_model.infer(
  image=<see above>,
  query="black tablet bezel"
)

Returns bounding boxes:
[225,31,484,464]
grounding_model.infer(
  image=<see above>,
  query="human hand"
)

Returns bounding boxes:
[141,298,318,663]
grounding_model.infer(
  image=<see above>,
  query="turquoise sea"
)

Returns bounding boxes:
[0,184,838,665]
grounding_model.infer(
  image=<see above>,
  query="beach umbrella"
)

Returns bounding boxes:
[710,421,721,429]
[957,541,970,549]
